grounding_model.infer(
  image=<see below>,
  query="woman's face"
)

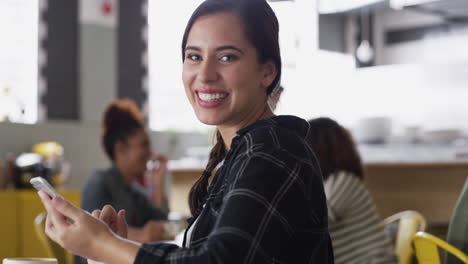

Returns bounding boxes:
[119,129,151,175]
[182,12,276,128]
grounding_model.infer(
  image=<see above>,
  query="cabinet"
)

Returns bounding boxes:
[169,169,199,215]
[0,190,80,263]
[0,192,19,259]
[364,162,468,224]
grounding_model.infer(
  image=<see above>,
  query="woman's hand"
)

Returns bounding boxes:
[37,190,115,261]
[91,205,128,238]
[88,206,128,264]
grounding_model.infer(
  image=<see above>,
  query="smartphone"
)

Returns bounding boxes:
[30,177,63,199]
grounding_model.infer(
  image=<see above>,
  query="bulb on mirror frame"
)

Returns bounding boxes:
[356,40,375,64]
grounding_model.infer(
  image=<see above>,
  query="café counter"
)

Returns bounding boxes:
[168,162,468,225]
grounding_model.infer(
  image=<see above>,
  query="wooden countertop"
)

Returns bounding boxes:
[168,162,468,224]
[364,161,468,168]
[170,161,468,173]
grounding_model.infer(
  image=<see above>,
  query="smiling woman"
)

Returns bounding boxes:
[182,12,276,129]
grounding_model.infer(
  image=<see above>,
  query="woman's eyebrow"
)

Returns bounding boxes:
[184,45,244,54]
[215,45,244,54]
[185,46,201,52]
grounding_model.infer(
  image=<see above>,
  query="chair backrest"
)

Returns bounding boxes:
[34,212,68,264]
[384,210,427,264]
[445,177,468,264]
[413,231,468,264]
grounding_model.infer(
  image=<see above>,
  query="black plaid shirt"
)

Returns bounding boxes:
[135,115,334,264]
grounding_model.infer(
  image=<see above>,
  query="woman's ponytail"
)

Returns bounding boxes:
[188,130,226,216]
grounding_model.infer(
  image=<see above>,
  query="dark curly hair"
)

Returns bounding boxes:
[101,99,145,161]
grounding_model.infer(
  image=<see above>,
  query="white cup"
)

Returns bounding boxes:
[3,258,57,264]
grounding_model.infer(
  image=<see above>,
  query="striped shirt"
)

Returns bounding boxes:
[324,171,398,264]
[135,115,334,263]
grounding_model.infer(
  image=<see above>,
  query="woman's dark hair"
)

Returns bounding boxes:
[101,99,145,161]
[183,0,282,216]
[305,117,364,181]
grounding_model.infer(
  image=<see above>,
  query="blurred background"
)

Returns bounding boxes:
[0,0,468,259]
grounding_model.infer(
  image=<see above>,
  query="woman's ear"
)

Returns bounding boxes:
[261,61,277,88]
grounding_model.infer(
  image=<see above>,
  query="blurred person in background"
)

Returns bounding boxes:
[81,98,168,242]
[306,117,398,264]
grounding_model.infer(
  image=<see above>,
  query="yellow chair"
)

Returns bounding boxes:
[384,210,427,264]
[34,212,68,264]
[413,231,468,264]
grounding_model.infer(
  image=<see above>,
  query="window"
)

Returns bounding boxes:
[0,0,39,123]
[148,0,206,132]
[270,1,355,122]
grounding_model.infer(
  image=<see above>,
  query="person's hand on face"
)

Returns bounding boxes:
[37,190,116,261]
[148,152,168,185]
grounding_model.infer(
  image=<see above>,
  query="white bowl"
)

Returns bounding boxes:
[420,129,462,144]
[353,117,392,144]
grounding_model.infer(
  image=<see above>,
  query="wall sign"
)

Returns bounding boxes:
[80,0,118,27]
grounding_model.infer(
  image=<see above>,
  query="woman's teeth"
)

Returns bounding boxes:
[198,93,227,102]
